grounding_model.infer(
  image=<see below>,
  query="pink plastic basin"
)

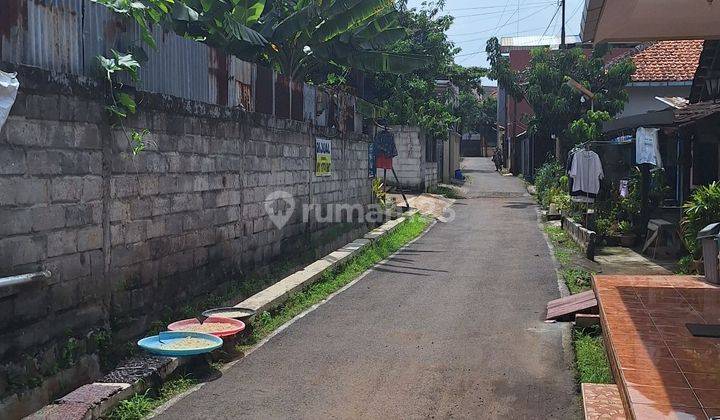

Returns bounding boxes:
[167,316,245,338]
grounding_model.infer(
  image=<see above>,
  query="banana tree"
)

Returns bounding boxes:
[92,0,270,56]
[167,0,270,57]
[93,0,427,80]
[256,0,431,79]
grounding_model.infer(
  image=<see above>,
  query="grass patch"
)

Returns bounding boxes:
[238,213,430,351]
[108,375,197,420]
[562,268,593,294]
[429,185,465,199]
[573,326,613,384]
[543,224,593,293]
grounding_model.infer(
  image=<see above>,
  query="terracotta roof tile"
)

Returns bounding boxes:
[629,40,703,82]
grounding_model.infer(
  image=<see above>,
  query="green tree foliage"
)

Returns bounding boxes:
[368,1,487,140]
[93,0,429,80]
[457,92,496,134]
[253,0,431,79]
[485,38,635,149]
[485,37,522,100]
[567,110,611,145]
[681,181,720,258]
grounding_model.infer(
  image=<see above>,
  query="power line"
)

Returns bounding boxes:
[451,3,551,19]
[567,0,583,21]
[489,0,513,36]
[444,1,556,12]
[454,4,560,61]
[540,4,561,39]
[449,26,552,43]
[453,26,557,45]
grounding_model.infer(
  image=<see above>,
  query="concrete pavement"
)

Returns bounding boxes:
[155,157,579,419]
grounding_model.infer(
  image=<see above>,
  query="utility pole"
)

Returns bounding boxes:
[560,0,566,49]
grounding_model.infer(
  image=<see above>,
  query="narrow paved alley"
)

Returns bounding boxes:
[156,157,579,419]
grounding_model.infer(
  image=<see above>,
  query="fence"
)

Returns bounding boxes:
[0,0,362,130]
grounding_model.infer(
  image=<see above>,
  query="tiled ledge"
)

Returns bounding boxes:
[582,383,627,419]
[593,275,720,420]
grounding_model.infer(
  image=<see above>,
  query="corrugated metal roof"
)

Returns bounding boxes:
[500,35,582,49]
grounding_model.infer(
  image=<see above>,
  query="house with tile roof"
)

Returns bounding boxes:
[618,40,703,117]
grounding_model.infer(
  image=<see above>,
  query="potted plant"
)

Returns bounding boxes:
[618,220,636,247]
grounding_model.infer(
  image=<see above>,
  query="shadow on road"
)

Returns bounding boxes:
[503,201,535,209]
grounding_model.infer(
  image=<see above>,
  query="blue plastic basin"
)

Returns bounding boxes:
[137,331,223,357]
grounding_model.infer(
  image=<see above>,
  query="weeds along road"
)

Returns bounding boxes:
[155,157,579,419]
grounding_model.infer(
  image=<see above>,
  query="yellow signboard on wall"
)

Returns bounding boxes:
[315,137,331,176]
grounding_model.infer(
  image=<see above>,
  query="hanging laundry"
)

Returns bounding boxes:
[619,179,629,198]
[0,70,19,132]
[566,149,576,194]
[636,127,662,167]
[569,149,604,203]
[373,129,397,170]
[373,130,398,157]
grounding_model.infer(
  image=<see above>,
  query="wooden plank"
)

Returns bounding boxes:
[546,290,598,321]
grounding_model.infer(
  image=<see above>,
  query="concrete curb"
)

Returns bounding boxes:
[26,210,420,420]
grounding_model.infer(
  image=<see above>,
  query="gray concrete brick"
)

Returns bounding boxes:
[45,252,92,281]
[138,175,160,196]
[111,176,139,198]
[47,230,78,257]
[125,220,148,244]
[0,235,45,266]
[77,226,103,251]
[0,147,26,174]
[0,208,31,236]
[110,224,125,246]
[151,196,171,216]
[65,204,95,227]
[15,178,49,205]
[146,218,165,239]
[82,176,103,201]
[129,198,152,219]
[51,176,83,203]
[31,205,66,231]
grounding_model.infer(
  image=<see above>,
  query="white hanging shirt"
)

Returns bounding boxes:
[636,127,662,167]
[569,150,604,196]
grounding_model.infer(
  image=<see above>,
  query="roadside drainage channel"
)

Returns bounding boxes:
[26,210,419,420]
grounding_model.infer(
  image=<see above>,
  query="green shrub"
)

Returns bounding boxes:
[677,255,695,274]
[535,160,566,208]
[681,181,720,258]
[594,218,611,236]
[618,220,632,234]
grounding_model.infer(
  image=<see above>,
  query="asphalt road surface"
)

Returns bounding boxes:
[156,157,579,419]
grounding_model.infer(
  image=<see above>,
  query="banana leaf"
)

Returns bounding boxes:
[272,3,318,41]
[172,2,200,21]
[353,10,398,37]
[224,14,268,45]
[313,0,393,42]
[354,27,407,50]
[321,0,366,19]
[237,0,266,25]
[342,50,430,74]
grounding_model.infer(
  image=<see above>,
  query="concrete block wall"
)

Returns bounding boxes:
[0,65,371,408]
[423,163,438,190]
[386,126,433,191]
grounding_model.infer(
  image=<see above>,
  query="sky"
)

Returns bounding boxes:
[405,0,586,78]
